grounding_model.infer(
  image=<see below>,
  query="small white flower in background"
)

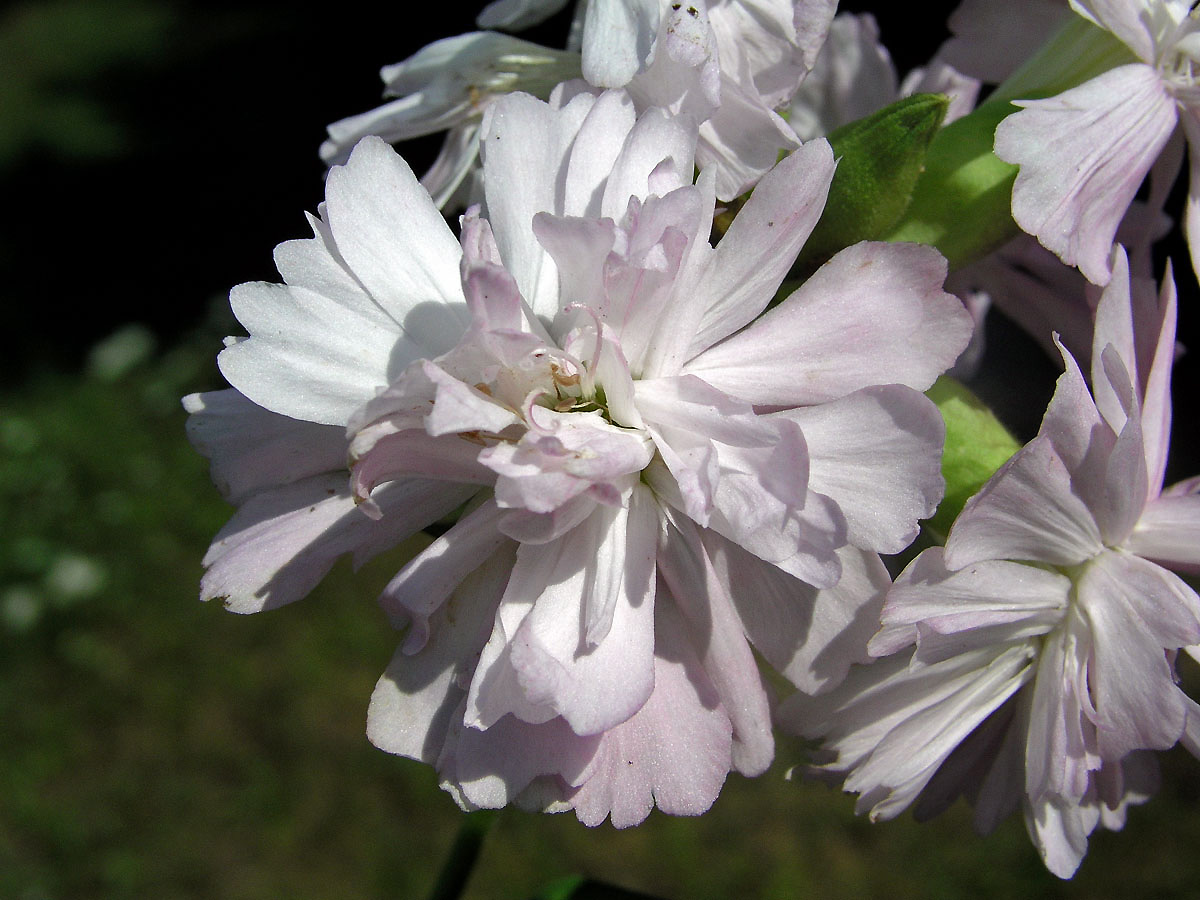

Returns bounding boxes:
[323,0,839,206]
[938,0,1072,85]
[786,12,980,142]
[580,0,837,199]
[188,86,971,825]
[782,244,1200,878]
[320,32,582,207]
[994,0,1200,285]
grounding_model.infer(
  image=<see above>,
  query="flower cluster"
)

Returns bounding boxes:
[186,0,1200,879]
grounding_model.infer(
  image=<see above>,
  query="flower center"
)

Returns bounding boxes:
[1157,5,1200,91]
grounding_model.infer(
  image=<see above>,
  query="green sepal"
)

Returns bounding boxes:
[924,376,1022,543]
[884,17,1136,270]
[789,92,948,277]
[883,98,1020,270]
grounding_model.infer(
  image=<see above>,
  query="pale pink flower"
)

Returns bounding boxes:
[993,0,1200,285]
[189,88,969,824]
[782,245,1200,877]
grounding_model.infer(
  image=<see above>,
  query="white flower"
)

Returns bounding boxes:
[322,0,839,204]
[320,32,581,207]
[188,87,969,825]
[994,0,1200,285]
[782,245,1200,877]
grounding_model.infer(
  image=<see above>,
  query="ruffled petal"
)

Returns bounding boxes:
[450,709,601,810]
[705,533,890,696]
[875,548,1070,659]
[774,385,947,554]
[182,389,347,504]
[480,91,599,318]
[465,488,658,736]
[945,435,1104,569]
[1129,489,1200,572]
[657,513,775,776]
[682,138,836,361]
[568,599,734,827]
[1068,0,1160,62]
[323,136,469,348]
[782,644,1035,822]
[380,500,512,654]
[1077,552,1195,759]
[367,547,513,763]
[218,276,405,426]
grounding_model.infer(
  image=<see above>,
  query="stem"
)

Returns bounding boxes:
[425,810,500,900]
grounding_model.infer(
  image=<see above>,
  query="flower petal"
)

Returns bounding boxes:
[323,136,469,349]
[568,599,734,827]
[994,64,1177,286]
[945,435,1104,569]
[367,547,513,763]
[706,533,890,696]
[1129,489,1200,572]
[683,138,837,360]
[466,488,658,736]
[201,475,474,613]
[476,0,570,30]
[1077,552,1195,759]
[182,389,347,504]
[876,548,1070,658]
[380,500,512,654]
[775,385,947,554]
[685,242,971,405]
[657,513,775,776]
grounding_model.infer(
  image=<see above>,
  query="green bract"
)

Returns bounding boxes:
[923,376,1022,542]
[790,92,948,276]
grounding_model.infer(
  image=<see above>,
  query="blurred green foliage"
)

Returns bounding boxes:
[0,0,177,167]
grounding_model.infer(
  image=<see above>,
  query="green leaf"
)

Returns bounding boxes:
[924,376,1022,542]
[789,93,948,277]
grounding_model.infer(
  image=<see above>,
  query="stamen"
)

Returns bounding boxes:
[563,302,605,397]
[521,388,556,434]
